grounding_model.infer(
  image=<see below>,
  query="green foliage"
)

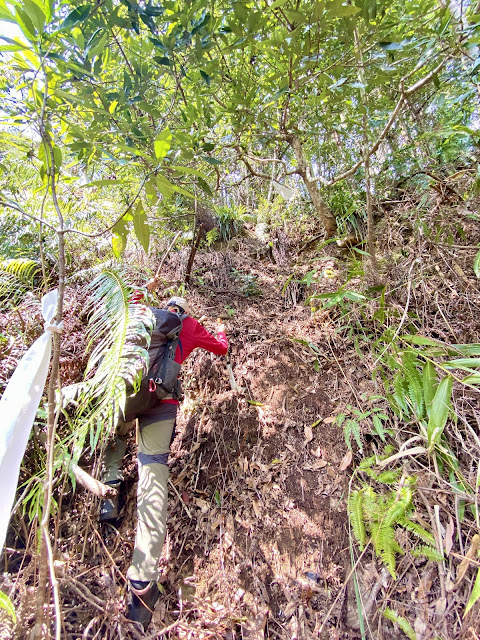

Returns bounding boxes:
[231,268,262,297]
[335,405,390,450]
[214,205,251,241]
[349,468,438,578]
[309,288,368,313]
[0,591,16,623]
[383,607,417,640]
[348,490,366,550]
[465,567,480,618]
[0,257,41,302]
[65,269,155,463]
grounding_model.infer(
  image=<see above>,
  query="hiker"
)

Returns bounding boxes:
[100,292,228,630]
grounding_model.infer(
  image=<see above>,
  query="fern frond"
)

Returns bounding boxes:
[358,454,377,470]
[384,497,409,527]
[377,470,402,484]
[393,372,409,416]
[402,351,425,418]
[362,485,378,523]
[378,525,400,578]
[68,269,155,460]
[400,518,436,546]
[370,521,382,555]
[348,490,366,549]
[383,607,417,640]
[411,545,444,562]
[0,257,40,282]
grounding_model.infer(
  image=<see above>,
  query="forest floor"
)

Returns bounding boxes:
[1,190,480,639]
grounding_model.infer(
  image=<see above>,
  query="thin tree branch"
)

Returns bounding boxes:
[0,201,58,232]
[63,174,150,237]
[309,55,451,186]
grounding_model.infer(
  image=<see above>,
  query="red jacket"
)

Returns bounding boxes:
[176,316,228,363]
[158,314,228,409]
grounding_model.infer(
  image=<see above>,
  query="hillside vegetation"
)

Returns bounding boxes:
[1,0,480,638]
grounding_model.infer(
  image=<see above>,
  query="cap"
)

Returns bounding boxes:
[166,296,189,314]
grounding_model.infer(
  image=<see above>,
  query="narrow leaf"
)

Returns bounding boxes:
[60,4,92,30]
[422,361,437,418]
[473,249,480,278]
[78,179,128,188]
[444,358,480,370]
[133,200,150,253]
[156,174,173,199]
[464,567,480,617]
[0,591,16,622]
[169,165,208,179]
[427,375,453,450]
[112,220,128,258]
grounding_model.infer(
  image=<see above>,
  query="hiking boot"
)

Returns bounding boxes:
[99,480,121,522]
[126,580,160,630]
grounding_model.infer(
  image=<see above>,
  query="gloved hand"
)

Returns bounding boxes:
[146,276,160,292]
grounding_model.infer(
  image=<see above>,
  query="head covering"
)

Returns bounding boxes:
[165,296,189,315]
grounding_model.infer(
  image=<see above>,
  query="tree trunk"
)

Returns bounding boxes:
[184,223,204,286]
[286,134,337,237]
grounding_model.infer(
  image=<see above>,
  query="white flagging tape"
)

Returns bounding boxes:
[0,289,60,551]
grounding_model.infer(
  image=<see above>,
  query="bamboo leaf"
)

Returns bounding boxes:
[402,335,445,347]
[444,358,480,369]
[427,375,453,451]
[168,165,208,179]
[59,4,92,30]
[462,374,480,385]
[77,179,128,188]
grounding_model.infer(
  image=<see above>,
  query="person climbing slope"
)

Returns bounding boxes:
[100,289,228,630]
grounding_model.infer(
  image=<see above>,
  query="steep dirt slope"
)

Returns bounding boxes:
[2,242,359,640]
[3,198,480,639]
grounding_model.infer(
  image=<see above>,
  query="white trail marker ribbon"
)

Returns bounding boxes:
[0,289,61,550]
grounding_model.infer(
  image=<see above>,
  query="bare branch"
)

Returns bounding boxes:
[71,464,118,498]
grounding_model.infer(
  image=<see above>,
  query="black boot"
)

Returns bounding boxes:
[126,580,160,630]
[99,480,121,522]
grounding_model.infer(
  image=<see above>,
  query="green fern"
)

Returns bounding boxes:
[377,469,402,484]
[344,418,362,451]
[358,454,377,470]
[384,497,409,528]
[348,490,366,549]
[0,257,41,300]
[411,545,444,562]
[378,525,403,578]
[65,269,155,463]
[0,257,40,281]
[400,518,436,546]
[362,486,378,523]
[383,607,417,640]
